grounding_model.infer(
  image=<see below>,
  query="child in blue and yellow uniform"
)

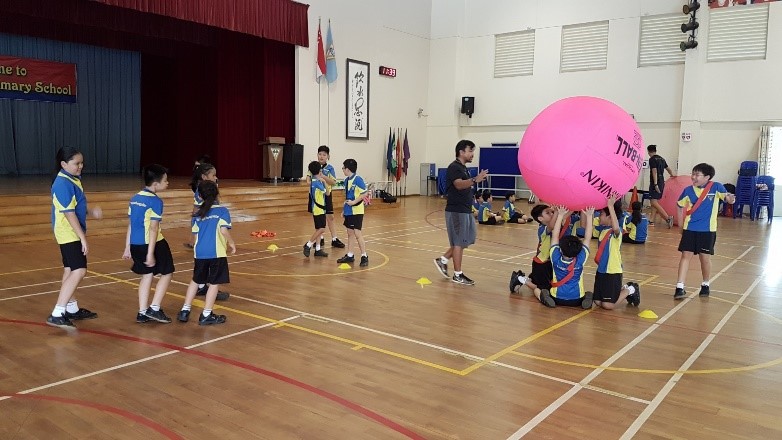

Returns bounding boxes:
[536,205,596,308]
[502,192,532,223]
[509,204,558,296]
[303,161,330,258]
[336,159,370,267]
[593,196,640,309]
[471,192,482,218]
[46,146,98,329]
[622,201,648,244]
[122,164,174,324]
[478,190,504,225]
[306,145,345,248]
[673,163,735,299]
[178,181,235,325]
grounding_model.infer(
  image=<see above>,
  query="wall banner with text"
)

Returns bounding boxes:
[0,55,77,103]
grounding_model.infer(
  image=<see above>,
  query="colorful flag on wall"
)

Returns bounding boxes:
[325,20,338,84]
[316,19,326,81]
[386,128,393,174]
[395,128,403,181]
[402,129,411,175]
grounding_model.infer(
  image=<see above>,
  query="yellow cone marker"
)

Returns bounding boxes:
[416,277,432,288]
[266,244,279,252]
[338,263,352,270]
[638,309,658,319]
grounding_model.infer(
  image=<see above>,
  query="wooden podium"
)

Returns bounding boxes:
[260,136,285,182]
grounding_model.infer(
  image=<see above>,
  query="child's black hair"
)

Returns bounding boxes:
[692,163,715,180]
[559,235,583,259]
[317,145,330,155]
[194,180,219,219]
[505,191,515,200]
[343,158,357,173]
[143,164,168,187]
[194,154,212,166]
[308,160,322,176]
[53,146,82,182]
[530,204,550,225]
[630,201,643,225]
[601,200,624,217]
[481,189,492,201]
[190,163,215,192]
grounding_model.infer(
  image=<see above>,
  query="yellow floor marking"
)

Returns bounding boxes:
[231,250,389,277]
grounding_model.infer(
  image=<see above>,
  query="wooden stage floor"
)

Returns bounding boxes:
[1,195,780,439]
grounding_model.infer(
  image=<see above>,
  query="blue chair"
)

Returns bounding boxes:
[739,161,758,177]
[751,175,775,223]
[734,175,756,218]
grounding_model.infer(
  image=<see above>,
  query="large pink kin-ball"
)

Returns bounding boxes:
[518,96,644,210]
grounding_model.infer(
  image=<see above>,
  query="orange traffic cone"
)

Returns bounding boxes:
[630,186,639,205]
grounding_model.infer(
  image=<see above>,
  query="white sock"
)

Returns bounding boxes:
[150,304,160,311]
[306,241,313,248]
[315,243,321,251]
[454,271,463,276]
[198,284,205,289]
[517,275,528,285]
[676,282,685,289]
[361,253,367,257]
[347,252,354,257]
[66,300,79,314]
[439,256,448,264]
[181,304,191,311]
[332,237,339,242]
[140,308,147,314]
[52,305,66,317]
[202,309,212,317]
[701,281,710,286]
[625,284,636,295]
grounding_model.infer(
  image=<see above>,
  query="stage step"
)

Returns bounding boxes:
[0,182,398,244]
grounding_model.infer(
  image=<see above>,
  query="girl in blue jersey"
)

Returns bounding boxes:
[622,201,649,244]
[47,146,98,329]
[178,180,236,325]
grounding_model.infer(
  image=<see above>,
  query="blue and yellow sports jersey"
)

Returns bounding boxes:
[472,202,479,215]
[479,201,494,222]
[594,225,623,274]
[343,174,367,216]
[193,190,203,207]
[620,211,631,233]
[550,244,589,300]
[626,216,649,242]
[533,224,553,263]
[128,190,165,245]
[51,170,87,244]
[502,200,515,221]
[310,180,327,216]
[307,163,336,194]
[192,205,232,259]
[677,182,727,232]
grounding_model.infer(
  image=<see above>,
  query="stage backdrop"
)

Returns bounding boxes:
[0,32,140,175]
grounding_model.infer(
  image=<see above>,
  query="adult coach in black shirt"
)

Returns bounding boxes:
[433,140,488,285]
[647,144,676,228]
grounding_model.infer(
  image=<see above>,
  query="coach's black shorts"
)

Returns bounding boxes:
[313,214,327,229]
[648,182,664,200]
[130,239,175,276]
[594,272,623,303]
[343,214,364,230]
[530,260,553,290]
[193,257,230,285]
[678,230,716,255]
[60,241,87,270]
[324,194,334,214]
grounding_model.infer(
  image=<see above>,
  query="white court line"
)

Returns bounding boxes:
[506,245,757,439]
[499,252,535,262]
[0,317,299,402]
[620,275,764,439]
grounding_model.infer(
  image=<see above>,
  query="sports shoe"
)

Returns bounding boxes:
[509,270,526,293]
[332,238,346,248]
[196,285,230,301]
[46,315,75,329]
[699,284,710,297]
[198,313,227,326]
[666,217,674,229]
[359,256,369,267]
[626,282,641,307]
[314,249,329,257]
[581,291,594,309]
[136,312,150,323]
[452,273,475,285]
[539,289,556,308]
[320,238,325,247]
[303,244,311,257]
[64,308,97,320]
[337,254,355,264]
[144,308,172,323]
[433,258,449,278]
[177,310,191,323]
[674,287,687,300]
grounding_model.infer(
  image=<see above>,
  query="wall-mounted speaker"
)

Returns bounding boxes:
[461,96,474,118]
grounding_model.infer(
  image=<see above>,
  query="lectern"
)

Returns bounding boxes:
[260,136,285,182]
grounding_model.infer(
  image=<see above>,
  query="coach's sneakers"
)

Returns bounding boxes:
[626,282,641,307]
[699,284,710,297]
[177,310,191,323]
[337,254,355,264]
[198,313,227,326]
[144,308,172,323]
[196,285,230,301]
[539,289,556,308]
[581,291,594,309]
[360,256,369,267]
[433,258,449,278]
[674,287,687,300]
[46,315,76,329]
[64,308,97,320]
[452,273,475,286]
[332,238,346,248]
[314,249,329,257]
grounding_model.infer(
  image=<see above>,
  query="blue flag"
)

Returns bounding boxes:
[386,128,393,174]
[325,21,337,84]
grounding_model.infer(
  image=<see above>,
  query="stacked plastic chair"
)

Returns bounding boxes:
[733,161,758,218]
[751,175,775,223]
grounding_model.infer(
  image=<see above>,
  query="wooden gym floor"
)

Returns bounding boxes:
[1,194,780,439]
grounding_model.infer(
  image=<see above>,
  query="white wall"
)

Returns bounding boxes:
[295,0,432,193]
